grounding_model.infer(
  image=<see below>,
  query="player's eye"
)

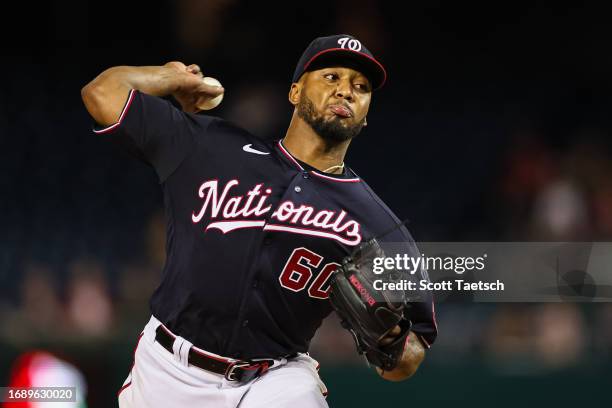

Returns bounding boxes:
[354,81,371,92]
[323,73,338,81]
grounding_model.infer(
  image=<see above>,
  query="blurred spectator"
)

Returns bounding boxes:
[500,134,558,207]
[498,134,558,239]
[0,263,66,344]
[484,304,586,370]
[592,184,612,238]
[528,179,591,240]
[5,350,87,408]
[65,258,113,338]
[19,264,65,336]
[497,131,612,241]
[533,303,585,368]
[485,305,535,364]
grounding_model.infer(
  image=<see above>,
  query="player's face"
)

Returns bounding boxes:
[293,67,372,142]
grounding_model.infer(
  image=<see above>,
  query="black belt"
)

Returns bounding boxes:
[155,325,276,382]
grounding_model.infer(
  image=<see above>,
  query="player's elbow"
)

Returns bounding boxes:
[81,80,106,116]
[81,68,129,127]
[82,72,117,109]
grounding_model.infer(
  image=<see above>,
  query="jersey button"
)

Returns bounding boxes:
[252,279,259,288]
[242,320,249,327]
[294,186,301,193]
[302,172,309,179]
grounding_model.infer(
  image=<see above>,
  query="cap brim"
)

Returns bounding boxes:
[302,48,387,90]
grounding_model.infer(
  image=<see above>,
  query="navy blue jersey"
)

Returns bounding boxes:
[94,90,437,359]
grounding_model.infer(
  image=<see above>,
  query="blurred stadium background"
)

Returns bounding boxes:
[2,1,612,406]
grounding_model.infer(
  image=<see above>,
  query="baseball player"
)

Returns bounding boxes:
[81,34,437,407]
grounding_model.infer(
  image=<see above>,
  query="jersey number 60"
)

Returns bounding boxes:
[278,248,340,300]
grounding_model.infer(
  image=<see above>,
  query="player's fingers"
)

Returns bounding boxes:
[379,325,402,346]
[187,64,202,75]
[197,82,225,97]
[379,337,394,346]
[189,66,204,79]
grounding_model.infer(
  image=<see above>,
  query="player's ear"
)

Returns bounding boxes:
[288,82,301,106]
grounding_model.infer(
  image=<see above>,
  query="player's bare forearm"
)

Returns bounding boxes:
[81,65,179,126]
[376,332,425,381]
[81,63,223,126]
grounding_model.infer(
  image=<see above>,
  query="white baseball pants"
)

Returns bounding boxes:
[118,316,329,408]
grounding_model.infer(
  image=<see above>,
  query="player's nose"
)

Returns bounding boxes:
[335,78,354,101]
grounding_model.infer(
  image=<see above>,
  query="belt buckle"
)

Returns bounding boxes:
[224,360,270,382]
[225,361,256,382]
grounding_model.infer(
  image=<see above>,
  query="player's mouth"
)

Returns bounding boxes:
[328,104,353,118]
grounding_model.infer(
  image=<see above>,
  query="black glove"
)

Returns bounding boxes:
[328,238,412,371]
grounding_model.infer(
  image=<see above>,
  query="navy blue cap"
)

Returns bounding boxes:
[292,34,387,90]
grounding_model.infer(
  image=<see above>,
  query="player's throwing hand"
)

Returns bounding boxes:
[163,61,224,113]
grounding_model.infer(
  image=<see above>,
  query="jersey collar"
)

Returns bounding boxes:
[276,139,361,183]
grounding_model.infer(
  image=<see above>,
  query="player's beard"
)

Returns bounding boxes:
[297,93,366,143]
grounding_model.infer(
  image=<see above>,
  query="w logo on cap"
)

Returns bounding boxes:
[337,37,362,51]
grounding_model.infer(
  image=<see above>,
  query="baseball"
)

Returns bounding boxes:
[197,77,224,110]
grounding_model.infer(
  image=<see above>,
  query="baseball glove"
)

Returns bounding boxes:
[328,238,413,371]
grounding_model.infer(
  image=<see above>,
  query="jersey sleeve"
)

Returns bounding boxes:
[92,89,217,182]
[407,280,438,349]
[402,230,438,349]
[384,227,438,349]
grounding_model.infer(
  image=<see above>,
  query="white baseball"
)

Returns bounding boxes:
[197,77,224,110]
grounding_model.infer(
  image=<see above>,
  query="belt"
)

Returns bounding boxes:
[154,325,275,382]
